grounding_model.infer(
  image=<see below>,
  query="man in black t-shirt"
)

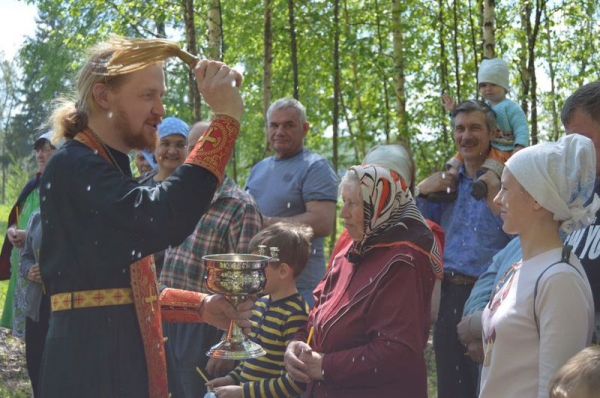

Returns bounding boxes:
[562,81,600,339]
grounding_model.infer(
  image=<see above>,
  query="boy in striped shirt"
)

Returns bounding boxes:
[208,222,312,398]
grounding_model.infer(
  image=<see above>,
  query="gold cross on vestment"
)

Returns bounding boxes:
[197,133,218,149]
[145,285,158,312]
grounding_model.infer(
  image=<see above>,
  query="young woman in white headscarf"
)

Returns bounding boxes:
[284,165,442,398]
[480,134,599,398]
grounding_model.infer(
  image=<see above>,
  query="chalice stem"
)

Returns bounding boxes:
[227,319,245,344]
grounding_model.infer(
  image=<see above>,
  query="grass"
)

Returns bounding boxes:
[0,203,31,397]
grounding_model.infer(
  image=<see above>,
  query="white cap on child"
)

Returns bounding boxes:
[505,134,600,234]
[478,58,510,93]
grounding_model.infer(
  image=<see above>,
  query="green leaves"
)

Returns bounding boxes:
[8,0,600,185]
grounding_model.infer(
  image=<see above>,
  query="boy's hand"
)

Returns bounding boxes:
[213,385,242,398]
[441,94,457,113]
[206,375,235,390]
[206,357,236,378]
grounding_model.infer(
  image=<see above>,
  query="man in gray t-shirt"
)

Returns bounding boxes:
[246,98,338,307]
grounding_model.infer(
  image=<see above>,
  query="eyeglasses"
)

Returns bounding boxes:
[34,146,54,154]
[158,141,187,150]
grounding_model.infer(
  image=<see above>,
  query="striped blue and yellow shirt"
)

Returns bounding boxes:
[228,293,309,398]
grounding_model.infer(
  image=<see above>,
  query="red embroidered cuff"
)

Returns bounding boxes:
[184,115,240,182]
[159,288,206,323]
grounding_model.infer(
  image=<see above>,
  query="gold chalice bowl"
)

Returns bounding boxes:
[203,247,278,359]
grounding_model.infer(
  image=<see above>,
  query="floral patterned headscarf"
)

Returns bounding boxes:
[345,165,442,275]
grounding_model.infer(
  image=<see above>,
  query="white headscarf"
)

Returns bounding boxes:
[506,134,600,234]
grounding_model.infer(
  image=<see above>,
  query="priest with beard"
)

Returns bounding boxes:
[37,37,253,398]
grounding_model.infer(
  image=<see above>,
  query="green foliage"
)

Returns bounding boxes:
[4,153,34,206]
[9,0,600,184]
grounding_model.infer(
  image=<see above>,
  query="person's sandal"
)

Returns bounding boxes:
[470,180,488,201]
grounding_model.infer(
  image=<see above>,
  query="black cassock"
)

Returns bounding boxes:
[38,139,217,398]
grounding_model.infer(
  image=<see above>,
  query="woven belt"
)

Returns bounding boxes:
[51,288,134,312]
[444,272,478,285]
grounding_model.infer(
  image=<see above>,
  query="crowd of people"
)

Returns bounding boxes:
[0,35,599,398]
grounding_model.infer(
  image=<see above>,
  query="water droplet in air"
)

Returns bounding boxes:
[86,185,91,191]
[287,202,291,208]
[42,196,46,202]
[46,182,51,189]
[93,150,98,155]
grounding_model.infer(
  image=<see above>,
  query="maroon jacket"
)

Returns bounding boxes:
[298,242,435,398]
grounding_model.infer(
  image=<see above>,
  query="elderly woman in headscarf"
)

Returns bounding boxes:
[284,164,442,398]
[480,134,598,398]
[329,143,445,323]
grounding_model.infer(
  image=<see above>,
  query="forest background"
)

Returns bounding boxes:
[0,0,598,244]
[0,1,598,395]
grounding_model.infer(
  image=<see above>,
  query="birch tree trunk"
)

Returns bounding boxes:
[375,0,392,144]
[438,0,450,144]
[392,0,407,139]
[544,10,559,141]
[207,0,236,179]
[519,0,531,119]
[288,0,300,100]
[452,0,461,102]
[343,0,366,157]
[482,0,495,59]
[330,0,340,251]
[208,0,222,61]
[262,0,273,158]
[527,0,544,144]
[183,0,201,121]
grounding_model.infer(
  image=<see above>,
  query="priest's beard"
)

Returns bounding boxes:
[114,106,159,152]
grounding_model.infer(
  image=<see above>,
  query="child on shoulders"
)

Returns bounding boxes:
[440,58,529,201]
